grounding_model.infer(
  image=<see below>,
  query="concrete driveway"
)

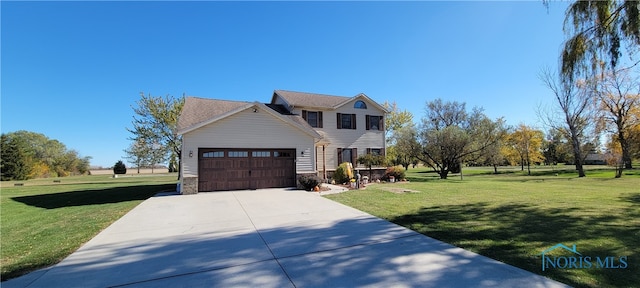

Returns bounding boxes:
[5,189,568,288]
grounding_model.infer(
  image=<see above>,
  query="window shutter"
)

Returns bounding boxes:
[381,148,385,157]
[302,110,307,121]
[337,148,343,164]
[366,148,371,154]
[365,115,370,130]
[352,148,357,164]
[352,114,357,129]
[379,116,384,131]
[318,111,323,128]
[337,113,342,129]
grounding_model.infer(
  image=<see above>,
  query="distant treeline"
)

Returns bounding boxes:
[1,130,91,181]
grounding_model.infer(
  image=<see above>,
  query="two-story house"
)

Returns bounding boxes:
[177,90,388,194]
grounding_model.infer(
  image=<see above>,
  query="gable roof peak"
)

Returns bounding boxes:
[177,97,252,133]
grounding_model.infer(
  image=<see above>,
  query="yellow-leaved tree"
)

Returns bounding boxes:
[505,124,545,175]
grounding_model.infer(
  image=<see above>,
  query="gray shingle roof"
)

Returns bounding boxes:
[274,90,352,108]
[177,96,322,139]
[177,97,251,132]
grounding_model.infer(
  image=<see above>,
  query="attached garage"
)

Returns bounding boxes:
[177,98,321,194]
[198,148,295,191]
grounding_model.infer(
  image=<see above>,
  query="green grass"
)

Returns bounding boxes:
[326,165,640,288]
[1,174,177,281]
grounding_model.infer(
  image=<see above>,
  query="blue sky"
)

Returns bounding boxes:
[2,1,570,168]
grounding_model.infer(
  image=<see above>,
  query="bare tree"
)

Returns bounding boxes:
[539,68,595,177]
[594,67,640,169]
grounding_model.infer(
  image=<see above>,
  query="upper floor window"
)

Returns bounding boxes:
[337,113,356,129]
[366,115,384,131]
[302,110,323,128]
[354,100,367,109]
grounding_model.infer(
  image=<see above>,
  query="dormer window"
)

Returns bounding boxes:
[354,100,367,109]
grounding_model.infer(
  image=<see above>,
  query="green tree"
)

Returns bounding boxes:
[9,131,64,170]
[357,153,386,179]
[168,152,179,173]
[124,138,150,174]
[478,132,506,174]
[147,140,169,173]
[387,125,420,170]
[1,134,32,181]
[560,0,640,83]
[128,93,184,177]
[382,101,414,146]
[418,99,505,179]
[542,129,572,165]
[113,160,127,175]
[56,150,90,176]
[0,131,90,179]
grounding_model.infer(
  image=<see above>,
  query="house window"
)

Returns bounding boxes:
[366,115,384,131]
[202,151,224,158]
[354,100,367,109]
[337,148,357,165]
[229,151,248,157]
[337,113,356,129]
[252,151,270,157]
[367,148,385,156]
[302,110,323,128]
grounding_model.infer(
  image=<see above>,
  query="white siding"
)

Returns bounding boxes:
[181,107,315,178]
[293,98,386,170]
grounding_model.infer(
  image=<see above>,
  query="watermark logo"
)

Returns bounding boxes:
[540,243,628,271]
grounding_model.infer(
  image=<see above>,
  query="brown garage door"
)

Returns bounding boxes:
[198,148,295,192]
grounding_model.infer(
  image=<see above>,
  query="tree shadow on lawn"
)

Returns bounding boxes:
[11,184,175,209]
[389,202,639,288]
[620,192,640,205]
[3,216,566,287]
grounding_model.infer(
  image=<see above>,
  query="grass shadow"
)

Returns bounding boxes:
[388,202,639,288]
[620,193,640,205]
[11,184,175,209]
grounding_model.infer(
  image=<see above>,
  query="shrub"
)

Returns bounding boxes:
[334,162,352,184]
[383,166,406,181]
[298,175,321,191]
[113,160,127,175]
[357,154,386,178]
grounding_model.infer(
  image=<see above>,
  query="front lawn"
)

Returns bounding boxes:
[326,166,640,288]
[0,174,177,281]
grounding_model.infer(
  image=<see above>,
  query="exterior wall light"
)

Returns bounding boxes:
[189,151,193,158]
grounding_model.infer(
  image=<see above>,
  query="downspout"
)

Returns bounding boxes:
[323,145,327,180]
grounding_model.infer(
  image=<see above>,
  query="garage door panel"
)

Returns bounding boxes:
[198,148,296,192]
